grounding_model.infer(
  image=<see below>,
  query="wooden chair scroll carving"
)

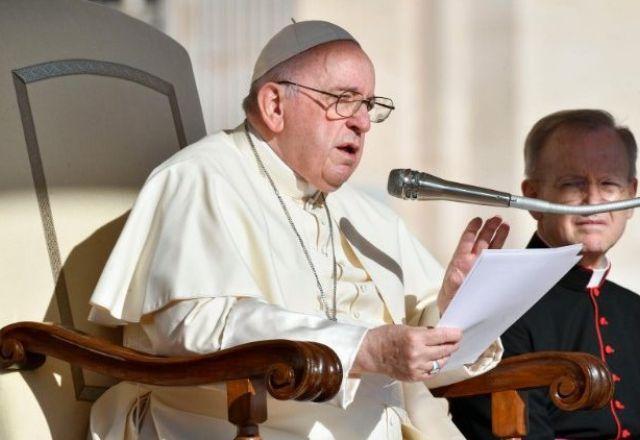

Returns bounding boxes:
[0,322,342,440]
[1,322,613,440]
[432,351,614,439]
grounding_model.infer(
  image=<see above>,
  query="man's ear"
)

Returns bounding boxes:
[624,177,638,219]
[522,179,543,221]
[630,177,638,196]
[256,83,285,133]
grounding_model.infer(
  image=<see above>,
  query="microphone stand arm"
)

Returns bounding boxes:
[388,169,640,215]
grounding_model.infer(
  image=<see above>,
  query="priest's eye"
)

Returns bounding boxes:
[339,91,360,101]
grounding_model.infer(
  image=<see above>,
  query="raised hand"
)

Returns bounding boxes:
[351,324,462,381]
[437,216,510,314]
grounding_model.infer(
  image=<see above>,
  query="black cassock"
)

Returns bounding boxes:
[450,233,640,440]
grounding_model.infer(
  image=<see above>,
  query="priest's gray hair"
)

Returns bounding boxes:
[242,57,299,117]
[524,109,637,180]
[242,40,360,118]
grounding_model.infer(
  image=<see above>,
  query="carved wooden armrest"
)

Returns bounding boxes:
[1,321,342,440]
[431,351,614,439]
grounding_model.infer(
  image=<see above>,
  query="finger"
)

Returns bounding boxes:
[437,355,450,369]
[489,222,510,249]
[419,356,451,379]
[415,343,457,372]
[453,217,483,257]
[429,356,448,371]
[437,341,460,359]
[475,216,503,245]
[471,216,503,255]
[423,343,458,363]
[440,265,464,297]
[422,327,463,345]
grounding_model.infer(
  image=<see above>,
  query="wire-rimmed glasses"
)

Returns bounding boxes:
[277,80,395,123]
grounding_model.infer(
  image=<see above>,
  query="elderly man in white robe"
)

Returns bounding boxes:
[88,20,508,439]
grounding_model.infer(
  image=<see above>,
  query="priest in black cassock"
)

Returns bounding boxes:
[450,109,640,439]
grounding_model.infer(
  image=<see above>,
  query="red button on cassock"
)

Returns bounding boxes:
[605,345,615,355]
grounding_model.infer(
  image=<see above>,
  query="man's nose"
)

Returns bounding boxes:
[585,183,605,204]
[346,102,371,134]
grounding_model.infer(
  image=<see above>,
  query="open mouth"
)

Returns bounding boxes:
[337,144,358,155]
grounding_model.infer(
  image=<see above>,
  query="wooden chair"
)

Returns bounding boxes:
[0,0,205,437]
[0,1,613,439]
[1,322,613,439]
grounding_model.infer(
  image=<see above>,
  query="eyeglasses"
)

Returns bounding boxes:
[552,177,633,203]
[277,80,395,123]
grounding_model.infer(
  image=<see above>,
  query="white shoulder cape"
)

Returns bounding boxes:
[89,128,445,326]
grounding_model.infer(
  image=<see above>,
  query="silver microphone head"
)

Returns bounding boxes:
[387,169,414,199]
[387,169,512,207]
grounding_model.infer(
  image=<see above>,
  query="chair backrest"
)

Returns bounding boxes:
[0,0,206,438]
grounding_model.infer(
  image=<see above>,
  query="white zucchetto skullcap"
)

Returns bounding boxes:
[251,20,358,83]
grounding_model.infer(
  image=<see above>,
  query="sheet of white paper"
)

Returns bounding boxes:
[437,244,582,372]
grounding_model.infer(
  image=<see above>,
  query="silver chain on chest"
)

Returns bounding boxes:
[244,121,338,321]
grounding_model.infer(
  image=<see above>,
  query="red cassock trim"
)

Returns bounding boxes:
[589,286,623,439]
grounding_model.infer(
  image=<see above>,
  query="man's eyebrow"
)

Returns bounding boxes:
[328,85,376,98]
[555,175,586,182]
[329,85,360,94]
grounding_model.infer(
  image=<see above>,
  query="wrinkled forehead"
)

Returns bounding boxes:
[294,41,375,92]
[550,123,617,142]
[542,125,631,176]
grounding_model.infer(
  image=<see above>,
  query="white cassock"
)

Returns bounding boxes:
[88,124,502,440]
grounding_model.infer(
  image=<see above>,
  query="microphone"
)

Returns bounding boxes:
[388,169,640,215]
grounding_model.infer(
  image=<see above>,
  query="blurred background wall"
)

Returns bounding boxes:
[102,0,640,293]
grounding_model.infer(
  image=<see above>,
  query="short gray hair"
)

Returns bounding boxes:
[242,40,361,117]
[242,57,299,116]
[524,109,637,179]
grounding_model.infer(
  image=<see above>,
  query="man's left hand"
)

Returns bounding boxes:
[437,216,510,314]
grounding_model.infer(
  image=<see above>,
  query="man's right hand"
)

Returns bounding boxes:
[350,324,462,381]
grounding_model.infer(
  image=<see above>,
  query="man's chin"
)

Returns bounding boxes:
[321,171,353,192]
[577,236,609,255]
[315,179,345,193]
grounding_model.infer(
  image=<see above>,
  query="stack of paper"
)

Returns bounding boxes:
[437,244,583,372]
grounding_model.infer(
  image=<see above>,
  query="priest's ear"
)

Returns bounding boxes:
[521,179,543,221]
[624,177,638,219]
[256,82,286,134]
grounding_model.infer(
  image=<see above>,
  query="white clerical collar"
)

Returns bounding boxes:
[245,123,319,201]
[586,261,610,288]
[535,231,609,288]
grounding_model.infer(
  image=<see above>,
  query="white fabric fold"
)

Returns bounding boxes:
[139,297,369,409]
[89,140,270,323]
[220,299,370,408]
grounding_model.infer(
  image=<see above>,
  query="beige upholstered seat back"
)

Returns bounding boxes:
[0,1,206,438]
